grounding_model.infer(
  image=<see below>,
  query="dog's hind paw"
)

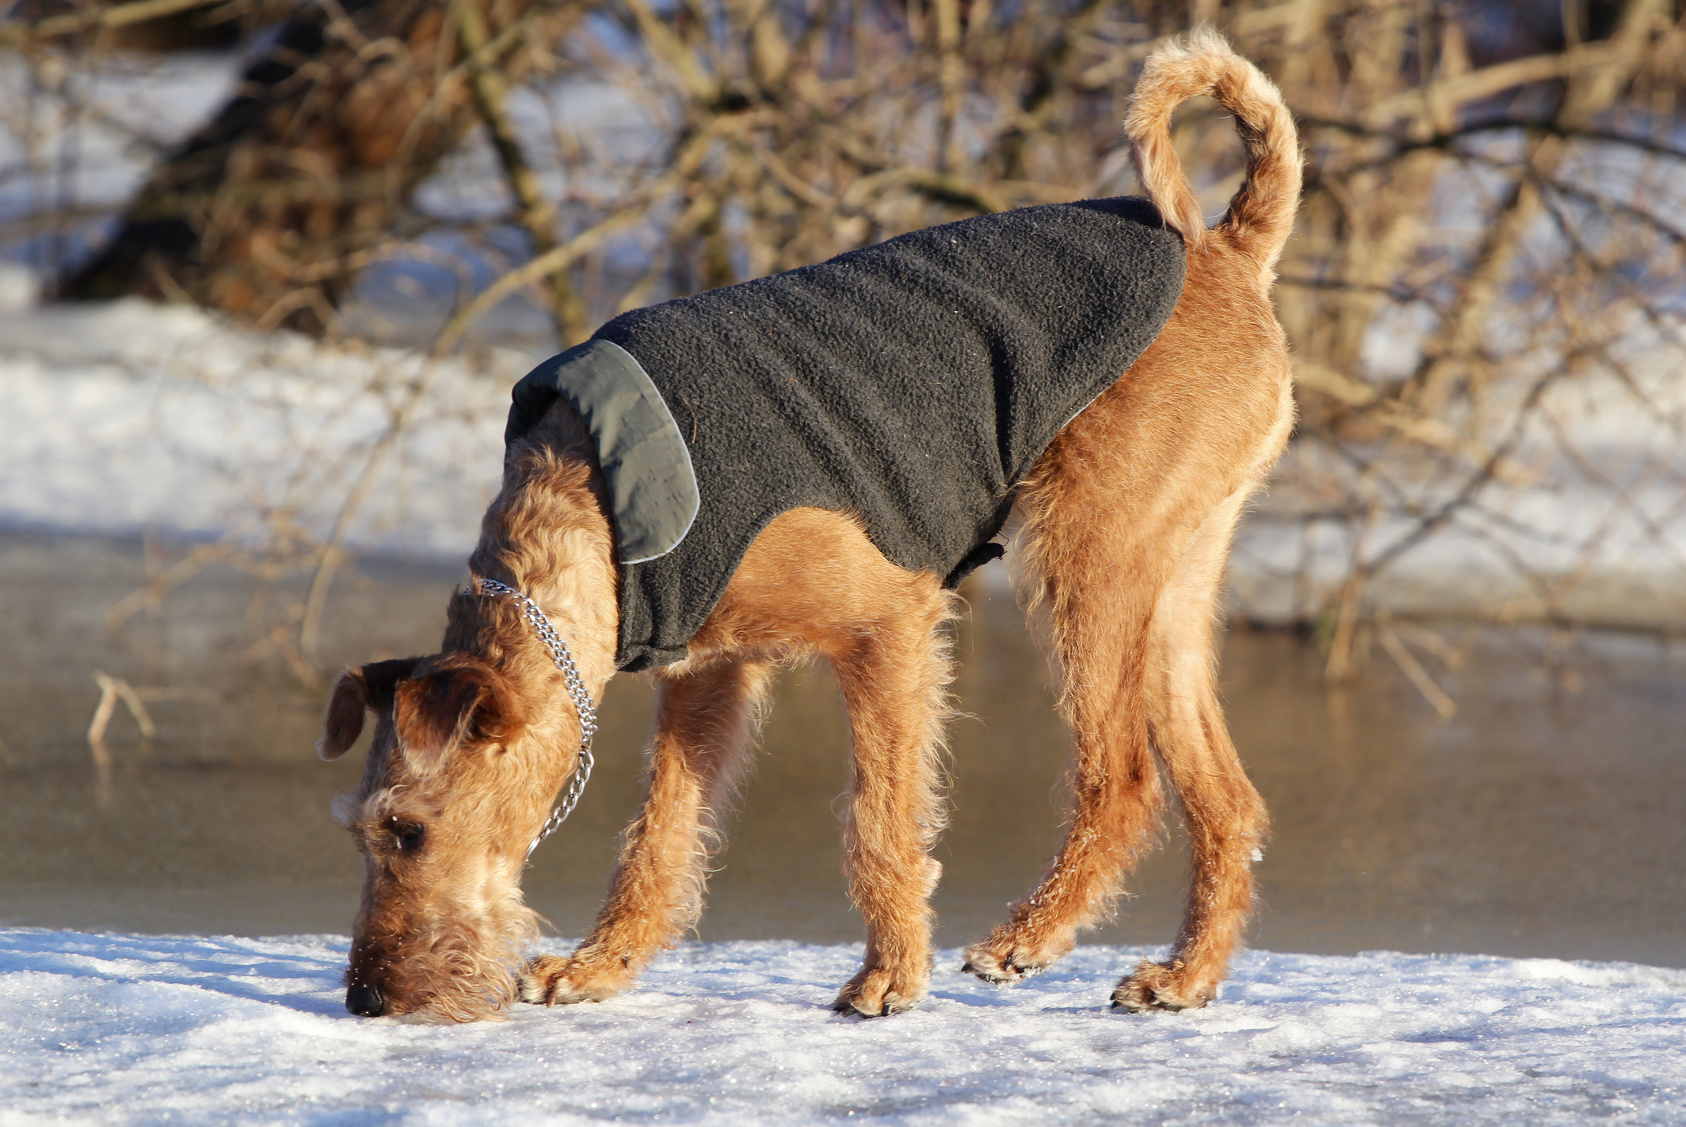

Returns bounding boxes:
[518,954,626,1007]
[832,965,927,1018]
[1111,959,1216,1013]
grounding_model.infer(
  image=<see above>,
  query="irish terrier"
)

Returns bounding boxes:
[319,30,1300,1022]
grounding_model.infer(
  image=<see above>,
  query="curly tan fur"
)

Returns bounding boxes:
[323,31,1300,1021]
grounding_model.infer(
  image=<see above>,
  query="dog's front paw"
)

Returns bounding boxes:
[1111,958,1216,1013]
[961,929,1075,985]
[518,954,627,1007]
[832,963,928,1018]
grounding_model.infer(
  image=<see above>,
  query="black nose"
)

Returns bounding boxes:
[346,983,386,1017]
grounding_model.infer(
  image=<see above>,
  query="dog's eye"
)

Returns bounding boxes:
[387,817,426,853]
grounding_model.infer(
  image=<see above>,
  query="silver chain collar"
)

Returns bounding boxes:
[473,576,598,860]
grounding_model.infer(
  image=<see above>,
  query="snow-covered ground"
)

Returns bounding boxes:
[3,930,1683,1125]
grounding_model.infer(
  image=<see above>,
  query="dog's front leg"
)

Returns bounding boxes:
[826,594,952,1017]
[520,659,772,1006]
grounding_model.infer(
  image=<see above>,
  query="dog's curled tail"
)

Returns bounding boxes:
[1125,29,1301,271]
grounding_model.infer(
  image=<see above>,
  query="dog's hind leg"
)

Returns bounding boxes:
[520,658,773,1005]
[960,458,1171,985]
[1114,489,1268,1011]
[825,577,954,1017]
[962,287,1289,990]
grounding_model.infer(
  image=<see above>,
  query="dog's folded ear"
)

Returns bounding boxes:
[318,658,423,761]
[391,655,521,777]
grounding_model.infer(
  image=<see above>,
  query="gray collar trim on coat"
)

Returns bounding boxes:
[505,338,700,564]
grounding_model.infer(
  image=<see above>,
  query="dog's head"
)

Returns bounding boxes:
[319,652,571,1021]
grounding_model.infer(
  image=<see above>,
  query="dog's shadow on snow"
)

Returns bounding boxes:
[0,929,352,1018]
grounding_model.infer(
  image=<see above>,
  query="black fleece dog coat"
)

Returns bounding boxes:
[507,196,1186,671]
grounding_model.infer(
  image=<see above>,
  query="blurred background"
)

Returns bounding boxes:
[1,0,1683,964]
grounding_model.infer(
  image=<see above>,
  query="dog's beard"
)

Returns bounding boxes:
[351,901,540,1023]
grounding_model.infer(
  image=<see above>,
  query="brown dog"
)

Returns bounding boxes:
[318,30,1300,1022]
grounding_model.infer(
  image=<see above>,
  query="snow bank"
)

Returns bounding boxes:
[4,282,1686,623]
[0,296,523,559]
[2,930,1682,1125]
